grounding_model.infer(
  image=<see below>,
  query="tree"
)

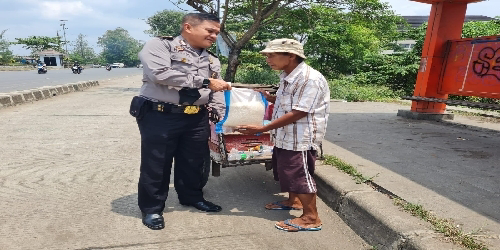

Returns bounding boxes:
[98,27,143,66]
[14,36,66,55]
[69,34,96,64]
[0,30,13,65]
[185,0,346,82]
[184,0,404,82]
[145,10,185,37]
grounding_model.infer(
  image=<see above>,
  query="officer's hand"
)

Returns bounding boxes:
[209,78,232,92]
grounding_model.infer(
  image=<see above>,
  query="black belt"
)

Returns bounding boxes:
[150,101,205,114]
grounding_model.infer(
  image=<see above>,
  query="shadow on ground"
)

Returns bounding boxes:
[326,112,500,222]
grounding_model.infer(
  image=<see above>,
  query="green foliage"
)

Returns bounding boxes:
[145,10,185,37]
[0,30,13,65]
[462,19,500,38]
[221,63,280,85]
[98,27,143,66]
[355,52,420,96]
[14,36,66,55]
[292,3,403,78]
[234,63,280,85]
[329,76,402,102]
[69,34,96,65]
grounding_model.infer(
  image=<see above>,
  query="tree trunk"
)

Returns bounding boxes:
[224,47,242,83]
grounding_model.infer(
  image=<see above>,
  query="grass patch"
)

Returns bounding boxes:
[329,77,403,102]
[324,154,488,249]
[323,155,376,184]
[393,198,488,250]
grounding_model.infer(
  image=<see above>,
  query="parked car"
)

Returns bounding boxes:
[111,63,124,68]
[137,64,143,68]
[92,64,101,68]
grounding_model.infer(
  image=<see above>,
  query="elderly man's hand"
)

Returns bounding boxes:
[255,89,276,103]
[236,125,266,135]
[209,78,232,92]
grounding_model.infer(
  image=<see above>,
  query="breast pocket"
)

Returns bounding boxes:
[209,64,221,79]
[279,90,293,111]
[170,54,197,74]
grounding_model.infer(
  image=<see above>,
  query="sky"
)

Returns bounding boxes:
[0,0,498,56]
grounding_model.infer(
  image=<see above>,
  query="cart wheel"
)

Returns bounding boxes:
[265,162,272,171]
[212,160,221,177]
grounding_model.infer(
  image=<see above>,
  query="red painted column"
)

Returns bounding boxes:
[411,1,468,113]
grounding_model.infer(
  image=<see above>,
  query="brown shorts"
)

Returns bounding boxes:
[272,147,317,194]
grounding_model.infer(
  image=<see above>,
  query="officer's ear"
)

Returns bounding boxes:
[183,22,194,34]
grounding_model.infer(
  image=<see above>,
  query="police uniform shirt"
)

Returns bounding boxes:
[138,35,225,115]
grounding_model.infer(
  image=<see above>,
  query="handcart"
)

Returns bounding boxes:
[207,83,323,177]
[208,84,276,176]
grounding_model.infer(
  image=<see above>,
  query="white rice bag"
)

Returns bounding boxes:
[215,88,268,133]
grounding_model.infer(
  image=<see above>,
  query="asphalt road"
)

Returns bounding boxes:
[0,67,142,93]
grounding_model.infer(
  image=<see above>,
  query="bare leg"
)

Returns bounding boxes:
[265,192,303,209]
[275,193,322,231]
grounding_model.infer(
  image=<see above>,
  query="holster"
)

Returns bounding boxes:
[129,96,149,119]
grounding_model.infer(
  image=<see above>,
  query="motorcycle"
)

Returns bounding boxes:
[72,65,82,74]
[37,64,47,74]
[106,65,111,71]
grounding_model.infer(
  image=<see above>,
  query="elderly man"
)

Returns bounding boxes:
[238,38,330,232]
[131,13,230,230]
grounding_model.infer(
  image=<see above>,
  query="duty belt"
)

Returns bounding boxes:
[151,102,203,114]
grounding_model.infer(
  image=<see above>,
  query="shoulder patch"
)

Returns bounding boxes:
[157,36,174,40]
[207,50,218,58]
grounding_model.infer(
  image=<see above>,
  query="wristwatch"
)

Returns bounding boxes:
[202,78,210,88]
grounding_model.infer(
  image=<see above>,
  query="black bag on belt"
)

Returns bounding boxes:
[129,96,149,119]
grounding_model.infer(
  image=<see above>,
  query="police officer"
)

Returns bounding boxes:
[131,13,230,230]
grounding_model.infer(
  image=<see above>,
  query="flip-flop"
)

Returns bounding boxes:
[266,201,301,210]
[275,219,322,232]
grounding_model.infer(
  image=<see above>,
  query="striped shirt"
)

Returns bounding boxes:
[271,62,330,151]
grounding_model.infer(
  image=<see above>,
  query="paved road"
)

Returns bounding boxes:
[0,76,369,250]
[0,68,142,93]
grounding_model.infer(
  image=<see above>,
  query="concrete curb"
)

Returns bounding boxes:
[315,165,462,250]
[0,80,99,109]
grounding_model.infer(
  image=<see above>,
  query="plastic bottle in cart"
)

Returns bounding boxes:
[262,145,273,156]
[227,148,247,161]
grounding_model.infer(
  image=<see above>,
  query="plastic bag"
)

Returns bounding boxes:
[216,88,268,134]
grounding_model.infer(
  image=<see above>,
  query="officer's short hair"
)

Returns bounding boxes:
[180,13,220,33]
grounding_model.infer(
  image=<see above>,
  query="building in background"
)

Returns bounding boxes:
[383,15,495,54]
[37,49,65,67]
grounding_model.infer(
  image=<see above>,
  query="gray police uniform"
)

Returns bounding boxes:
[132,35,225,214]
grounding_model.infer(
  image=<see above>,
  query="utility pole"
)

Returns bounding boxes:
[60,20,69,54]
[60,20,69,66]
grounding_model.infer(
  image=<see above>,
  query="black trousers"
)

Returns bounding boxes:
[136,108,210,214]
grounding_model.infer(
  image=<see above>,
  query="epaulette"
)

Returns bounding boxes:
[157,36,174,40]
[207,50,218,58]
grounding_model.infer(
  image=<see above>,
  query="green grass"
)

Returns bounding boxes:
[324,154,488,250]
[323,155,376,184]
[393,198,488,250]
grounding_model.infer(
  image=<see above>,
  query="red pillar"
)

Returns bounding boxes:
[411,1,468,113]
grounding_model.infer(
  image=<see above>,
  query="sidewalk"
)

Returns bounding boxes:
[0,75,369,250]
[321,101,500,249]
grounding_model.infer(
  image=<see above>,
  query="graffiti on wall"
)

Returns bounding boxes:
[439,36,500,98]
